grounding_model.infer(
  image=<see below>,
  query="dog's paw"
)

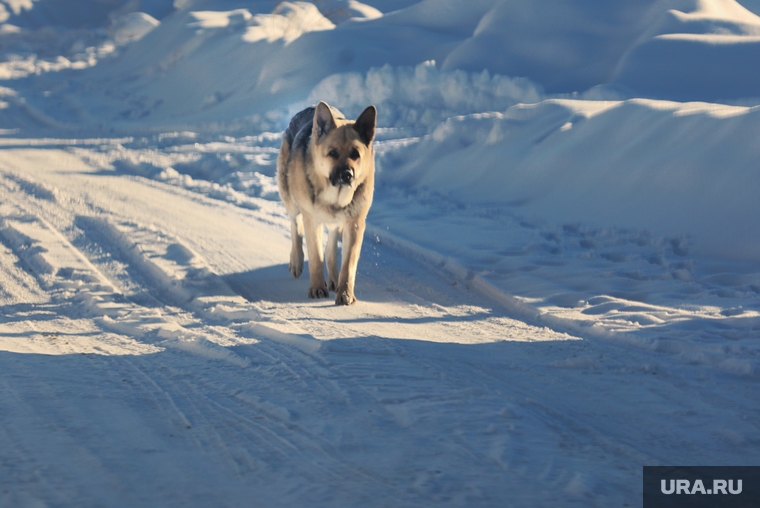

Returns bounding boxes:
[289,249,304,278]
[289,261,303,279]
[335,291,356,306]
[308,285,329,299]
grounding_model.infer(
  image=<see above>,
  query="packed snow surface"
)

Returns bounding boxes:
[1,0,759,506]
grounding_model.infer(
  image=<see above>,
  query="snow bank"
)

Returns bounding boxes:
[3,0,760,264]
[439,0,665,93]
[413,0,760,100]
[612,0,760,100]
[0,0,173,28]
[6,0,760,109]
[380,98,760,261]
[242,2,335,44]
[109,12,160,46]
[10,0,759,131]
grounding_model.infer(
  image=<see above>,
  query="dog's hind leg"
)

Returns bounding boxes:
[289,214,304,278]
[325,226,340,292]
[303,214,329,299]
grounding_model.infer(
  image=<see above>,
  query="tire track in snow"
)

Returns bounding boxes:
[0,202,249,364]
[58,212,408,494]
[111,334,411,500]
[72,212,532,499]
[0,185,386,498]
[3,149,757,505]
[74,214,324,355]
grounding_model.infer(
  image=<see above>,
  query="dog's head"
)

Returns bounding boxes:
[312,101,376,206]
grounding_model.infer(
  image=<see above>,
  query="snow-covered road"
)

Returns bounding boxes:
[1,0,760,505]
[1,143,757,507]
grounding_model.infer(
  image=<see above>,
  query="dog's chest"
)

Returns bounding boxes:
[313,184,367,224]
[313,188,351,222]
[318,184,348,205]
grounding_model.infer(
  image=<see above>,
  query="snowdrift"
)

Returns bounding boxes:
[2,0,759,263]
[5,0,757,112]
[436,0,760,100]
[612,0,760,101]
[379,97,760,260]
[9,0,758,126]
[0,0,174,28]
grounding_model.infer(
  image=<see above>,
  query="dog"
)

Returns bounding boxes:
[277,101,376,305]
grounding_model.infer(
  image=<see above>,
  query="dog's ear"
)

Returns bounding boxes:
[314,101,337,143]
[354,105,376,146]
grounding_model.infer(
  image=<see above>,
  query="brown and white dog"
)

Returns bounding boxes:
[277,101,376,305]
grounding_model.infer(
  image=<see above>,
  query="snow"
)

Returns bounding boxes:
[241,2,335,44]
[611,0,760,100]
[382,97,760,260]
[109,12,160,46]
[1,0,759,506]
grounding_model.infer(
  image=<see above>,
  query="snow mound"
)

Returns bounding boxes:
[286,0,382,24]
[242,2,335,44]
[9,0,759,132]
[189,9,252,29]
[439,0,662,92]
[345,1,382,20]
[0,0,172,29]
[612,0,760,100]
[381,98,760,261]
[4,0,760,105]
[440,0,760,99]
[110,12,159,45]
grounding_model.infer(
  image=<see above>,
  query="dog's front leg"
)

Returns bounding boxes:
[288,215,304,278]
[335,218,365,305]
[325,226,340,292]
[303,213,329,299]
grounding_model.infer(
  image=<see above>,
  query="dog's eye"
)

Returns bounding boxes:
[349,148,360,160]
[327,149,339,159]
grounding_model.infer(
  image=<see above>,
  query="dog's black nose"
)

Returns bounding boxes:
[340,168,353,185]
[332,167,353,186]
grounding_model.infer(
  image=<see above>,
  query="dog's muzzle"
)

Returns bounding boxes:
[331,167,354,187]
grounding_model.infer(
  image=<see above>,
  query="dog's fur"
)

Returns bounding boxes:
[277,101,376,305]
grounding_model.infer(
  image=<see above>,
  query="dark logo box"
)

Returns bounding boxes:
[644,466,760,508]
